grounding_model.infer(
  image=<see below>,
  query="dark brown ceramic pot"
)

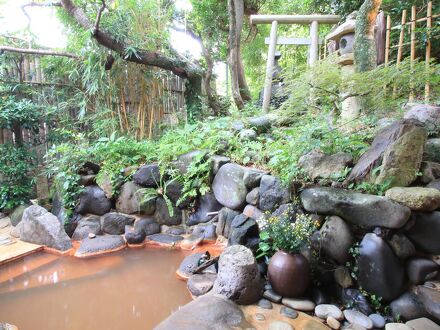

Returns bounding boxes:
[268,251,310,297]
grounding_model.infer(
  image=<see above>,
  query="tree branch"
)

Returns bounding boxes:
[0,46,80,59]
[59,0,202,80]
[93,0,107,36]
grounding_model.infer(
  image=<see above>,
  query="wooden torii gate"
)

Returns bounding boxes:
[250,15,341,112]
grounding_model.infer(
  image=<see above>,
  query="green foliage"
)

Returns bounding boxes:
[137,178,175,217]
[258,211,320,258]
[0,96,42,131]
[0,144,35,210]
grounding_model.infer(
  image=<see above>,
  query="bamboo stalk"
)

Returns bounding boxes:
[385,15,391,66]
[425,1,432,102]
[390,13,440,29]
[397,10,407,65]
[409,5,416,102]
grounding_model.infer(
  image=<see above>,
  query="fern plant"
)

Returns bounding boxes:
[136,176,175,217]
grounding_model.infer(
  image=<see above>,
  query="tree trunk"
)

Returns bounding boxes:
[185,76,203,122]
[59,0,204,119]
[354,0,382,72]
[228,0,251,109]
[201,43,223,116]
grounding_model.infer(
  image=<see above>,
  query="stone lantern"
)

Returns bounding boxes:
[326,18,361,121]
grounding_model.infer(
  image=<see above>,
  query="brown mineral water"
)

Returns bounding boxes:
[0,248,191,330]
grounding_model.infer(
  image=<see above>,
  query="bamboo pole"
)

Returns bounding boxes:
[385,15,391,66]
[390,13,440,29]
[397,10,407,65]
[425,1,432,102]
[409,5,416,102]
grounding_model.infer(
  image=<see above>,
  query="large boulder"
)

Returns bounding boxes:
[390,292,429,321]
[406,212,440,254]
[417,284,440,322]
[424,138,440,163]
[134,217,160,236]
[71,215,102,240]
[299,151,353,181]
[228,215,259,251]
[404,103,440,134]
[301,187,411,229]
[345,119,427,187]
[101,212,134,235]
[116,181,156,215]
[75,185,112,216]
[212,245,264,304]
[173,150,207,174]
[243,168,268,190]
[187,193,223,226]
[155,294,244,330]
[132,163,160,187]
[212,163,248,210]
[407,258,439,285]
[124,225,146,245]
[357,233,405,301]
[75,235,125,257]
[154,197,182,226]
[259,175,290,211]
[19,205,72,251]
[385,187,440,212]
[314,216,354,264]
[216,207,240,238]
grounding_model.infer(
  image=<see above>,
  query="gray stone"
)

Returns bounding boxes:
[154,197,182,226]
[228,218,259,251]
[263,289,282,303]
[385,323,412,330]
[257,299,273,309]
[255,313,265,321]
[385,187,440,212]
[165,225,185,236]
[387,233,416,259]
[101,212,134,235]
[177,253,204,278]
[301,187,411,229]
[192,223,217,241]
[246,187,260,205]
[75,235,125,257]
[259,175,290,211]
[421,162,440,184]
[134,217,160,236]
[147,233,183,245]
[187,273,217,297]
[212,163,248,210]
[164,180,184,205]
[342,289,373,316]
[210,155,230,175]
[346,119,427,187]
[269,321,293,330]
[390,292,428,321]
[316,216,354,264]
[243,168,268,189]
[173,150,207,175]
[407,258,439,284]
[298,151,353,181]
[404,103,440,134]
[232,121,245,131]
[212,245,264,304]
[368,314,385,328]
[406,212,440,254]
[187,193,223,226]
[132,163,160,187]
[248,115,273,133]
[417,285,440,322]
[95,173,113,198]
[71,215,102,240]
[282,298,315,312]
[10,205,29,226]
[19,205,72,251]
[358,233,405,301]
[406,317,440,330]
[424,139,440,163]
[243,204,264,221]
[216,207,240,238]
[239,129,257,141]
[428,179,440,192]
[116,181,156,215]
[75,185,111,216]
[155,294,244,330]
[124,225,146,244]
[315,304,343,320]
[280,306,298,319]
[343,309,373,329]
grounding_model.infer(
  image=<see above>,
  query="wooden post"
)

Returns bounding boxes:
[309,20,319,65]
[397,10,407,65]
[376,12,387,65]
[409,5,416,102]
[385,15,391,66]
[425,1,432,102]
[262,20,278,113]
